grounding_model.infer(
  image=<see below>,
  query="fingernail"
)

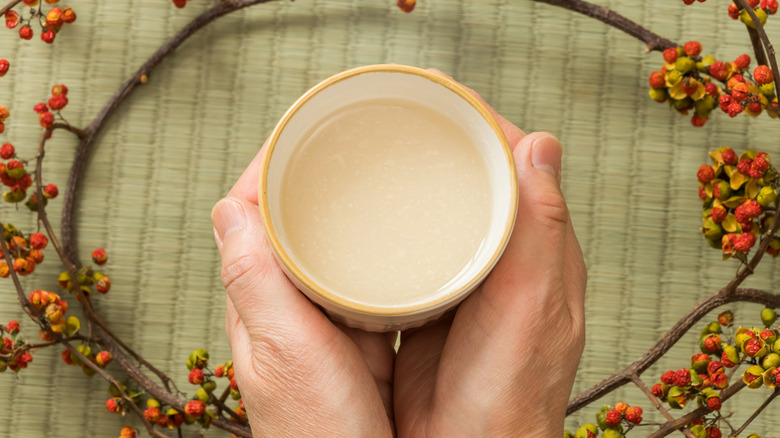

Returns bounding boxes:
[531,135,562,181]
[212,198,246,242]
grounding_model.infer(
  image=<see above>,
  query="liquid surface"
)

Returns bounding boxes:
[279,99,491,307]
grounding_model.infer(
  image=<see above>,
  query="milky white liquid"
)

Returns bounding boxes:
[279,99,491,307]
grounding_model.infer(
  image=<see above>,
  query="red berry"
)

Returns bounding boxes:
[185,400,206,418]
[5,11,19,29]
[734,233,757,252]
[737,158,753,175]
[61,8,76,23]
[711,371,728,389]
[61,349,74,365]
[736,200,762,222]
[721,148,738,165]
[48,94,68,111]
[684,41,702,57]
[40,29,55,44]
[706,396,722,411]
[96,276,110,294]
[95,351,112,367]
[727,102,744,117]
[144,406,161,423]
[754,65,775,84]
[106,397,122,413]
[710,61,729,81]
[707,360,724,375]
[19,26,33,40]
[0,59,8,77]
[214,364,225,378]
[605,409,621,426]
[43,183,58,199]
[172,0,187,7]
[51,84,68,96]
[734,54,751,71]
[92,248,108,265]
[703,334,722,353]
[651,383,665,397]
[711,206,727,223]
[0,143,14,159]
[691,114,708,127]
[39,112,54,128]
[683,0,695,4]
[719,95,733,113]
[764,0,779,13]
[704,82,719,98]
[728,2,740,19]
[753,152,770,171]
[30,233,48,249]
[707,426,722,438]
[731,82,750,101]
[188,368,205,385]
[698,165,716,183]
[663,47,679,63]
[649,71,665,89]
[46,8,63,27]
[698,186,709,201]
[397,0,416,12]
[625,406,643,424]
[230,376,238,391]
[6,320,19,334]
[33,103,48,114]
[673,368,691,387]
[748,0,761,6]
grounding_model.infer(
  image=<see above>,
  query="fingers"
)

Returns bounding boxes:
[211,196,327,336]
[426,68,525,147]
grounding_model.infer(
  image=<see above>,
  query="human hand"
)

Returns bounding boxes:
[212,71,586,438]
[392,72,587,437]
[212,152,396,436]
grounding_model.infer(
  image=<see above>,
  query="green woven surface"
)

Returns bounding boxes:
[2,0,780,436]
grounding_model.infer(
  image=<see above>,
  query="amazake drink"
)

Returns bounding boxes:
[279,99,492,307]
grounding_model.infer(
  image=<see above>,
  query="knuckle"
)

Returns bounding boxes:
[221,253,269,292]
[532,190,569,227]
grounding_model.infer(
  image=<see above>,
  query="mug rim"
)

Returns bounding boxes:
[259,64,518,316]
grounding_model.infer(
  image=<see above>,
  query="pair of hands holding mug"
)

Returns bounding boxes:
[211,71,587,437]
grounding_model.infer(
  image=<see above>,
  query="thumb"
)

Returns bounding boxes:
[211,197,319,334]
[513,132,567,230]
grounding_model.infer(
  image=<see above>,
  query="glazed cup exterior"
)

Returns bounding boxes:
[259,64,518,332]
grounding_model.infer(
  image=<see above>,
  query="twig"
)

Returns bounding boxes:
[630,374,695,438]
[567,288,780,415]
[34,124,181,395]
[731,388,780,437]
[648,381,747,438]
[532,0,677,52]
[0,0,22,17]
[732,0,780,111]
[210,392,247,425]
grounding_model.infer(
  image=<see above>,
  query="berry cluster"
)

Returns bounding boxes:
[686,417,723,438]
[565,402,643,438]
[397,0,416,13]
[57,249,111,297]
[727,0,778,27]
[0,224,49,278]
[698,148,779,259]
[647,40,778,126]
[0,146,59,209]
[0,320,33,373]
[62,343,113,377]
[736,308,780,390]
[138,349,242,431]
[35,84,69,129]
[5,2,76,44]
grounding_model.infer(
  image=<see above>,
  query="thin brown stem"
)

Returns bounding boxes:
[630,374,685,430]
[567,288,780,415]
[532,0,677,52]
[210,392,247,425]
[731,388,780,437]
[0,0,22,16]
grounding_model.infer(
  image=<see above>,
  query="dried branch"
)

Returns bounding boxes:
[532,0,677,52]
[567,288,780,415]
[731,387,780,437]
[0,0,22,17]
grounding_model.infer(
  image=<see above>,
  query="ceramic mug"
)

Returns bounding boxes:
[259,64,518,332]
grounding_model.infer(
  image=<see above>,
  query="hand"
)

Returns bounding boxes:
[392,72,587,437]
[211,71,586,438]
[212,151,396,436]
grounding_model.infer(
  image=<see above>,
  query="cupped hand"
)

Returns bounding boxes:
[212,71,586,438]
